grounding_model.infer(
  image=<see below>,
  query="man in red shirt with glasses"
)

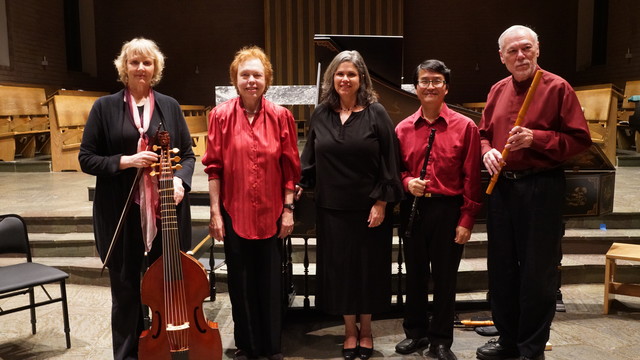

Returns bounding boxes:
[394,59,482,360]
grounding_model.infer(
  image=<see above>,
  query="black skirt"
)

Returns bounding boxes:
[315,207,393,315]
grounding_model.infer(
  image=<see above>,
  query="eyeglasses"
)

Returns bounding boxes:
[417,79,446,88]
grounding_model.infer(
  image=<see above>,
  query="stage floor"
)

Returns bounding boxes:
[0,283,639,359]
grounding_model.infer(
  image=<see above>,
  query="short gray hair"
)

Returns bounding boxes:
[498,25,538,50]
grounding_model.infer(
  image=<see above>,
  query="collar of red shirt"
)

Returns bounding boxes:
[410,103,455,127]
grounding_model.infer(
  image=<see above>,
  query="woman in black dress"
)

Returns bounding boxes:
[297,50,403,360]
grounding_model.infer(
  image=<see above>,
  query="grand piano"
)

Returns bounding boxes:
[289,34,616,309]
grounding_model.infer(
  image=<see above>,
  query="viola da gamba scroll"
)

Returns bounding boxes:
[139,131,222,360]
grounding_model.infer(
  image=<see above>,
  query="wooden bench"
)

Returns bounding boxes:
[574,84,622,165]
[0,86,50,161]
[618,80,640,151]
[46,94,102,171]
[621,80,640,111]
[604,242,640,314]
[181,105,208,157]
[462,102,486,114]
[50,89,109,98]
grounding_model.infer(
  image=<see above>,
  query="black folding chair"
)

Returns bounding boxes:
[0,214,71,348]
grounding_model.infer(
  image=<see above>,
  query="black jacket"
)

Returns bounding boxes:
[79,89,195,273]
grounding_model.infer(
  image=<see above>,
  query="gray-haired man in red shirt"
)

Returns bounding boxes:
[476,25,591,360]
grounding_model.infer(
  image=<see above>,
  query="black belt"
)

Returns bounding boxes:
[422,193,461,199]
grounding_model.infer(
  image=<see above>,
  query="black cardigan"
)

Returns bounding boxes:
[79,89,195,272]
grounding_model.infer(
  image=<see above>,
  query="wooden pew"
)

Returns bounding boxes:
[462,102,486,114]
[0,86,50,161]
[621,80,640,110]
[618,80,640,151]
[574,84,622,166]
[181,105,208,157]
[51,89,109,98]
[47,95,102,171]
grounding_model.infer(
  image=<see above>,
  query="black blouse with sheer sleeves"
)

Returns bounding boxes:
[299,102,403,211]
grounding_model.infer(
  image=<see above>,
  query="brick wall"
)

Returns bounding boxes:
[403,0,580,104]
[1,1,640,106]
[92,0,264,107]
[573,1,640,90]
[0,0,100,95]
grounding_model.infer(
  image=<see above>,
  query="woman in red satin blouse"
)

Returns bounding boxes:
[201,46,300,360]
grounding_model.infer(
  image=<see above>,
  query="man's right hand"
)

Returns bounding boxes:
[408,178,430,197]
[483,148,504,176]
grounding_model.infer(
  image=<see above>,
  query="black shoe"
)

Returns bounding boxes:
[233,350,250,360]
[520,355,544,360]
[358,344,373,360]
[267,353,283,360]
[342,347,358,360]
[429,344,457,360]
[395,337,429,354]
[476,338,519,360]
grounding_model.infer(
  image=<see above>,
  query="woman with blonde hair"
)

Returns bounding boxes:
[79,37,195,360]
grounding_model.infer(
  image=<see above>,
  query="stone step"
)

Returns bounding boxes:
[617,153,640,167]
[24,228,640,261]
[18,211,640,234]
[30,232,98,257]
[0,156,52,172]
[4,253,639,295]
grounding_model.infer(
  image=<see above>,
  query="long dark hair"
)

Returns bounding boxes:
[319,50,378,109]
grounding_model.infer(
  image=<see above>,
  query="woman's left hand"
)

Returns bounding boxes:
[278,209,294,238]
[173,176,184,205]
[368,200,386,228]
[294,185,304,201]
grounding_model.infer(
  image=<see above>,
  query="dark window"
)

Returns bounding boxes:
[591,0,608,66]
[64,0,82,71]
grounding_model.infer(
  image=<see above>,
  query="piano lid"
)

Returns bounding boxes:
[314,34,482,125]
[315,34,404,86]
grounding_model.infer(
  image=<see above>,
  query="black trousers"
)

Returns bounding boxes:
[401,196,463,347]
[487,169,564,358]
[109,231,163,360]
[223,208,283,357]
[109,267,145,360]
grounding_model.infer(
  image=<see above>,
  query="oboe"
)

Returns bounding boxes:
[404,128,436,239]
